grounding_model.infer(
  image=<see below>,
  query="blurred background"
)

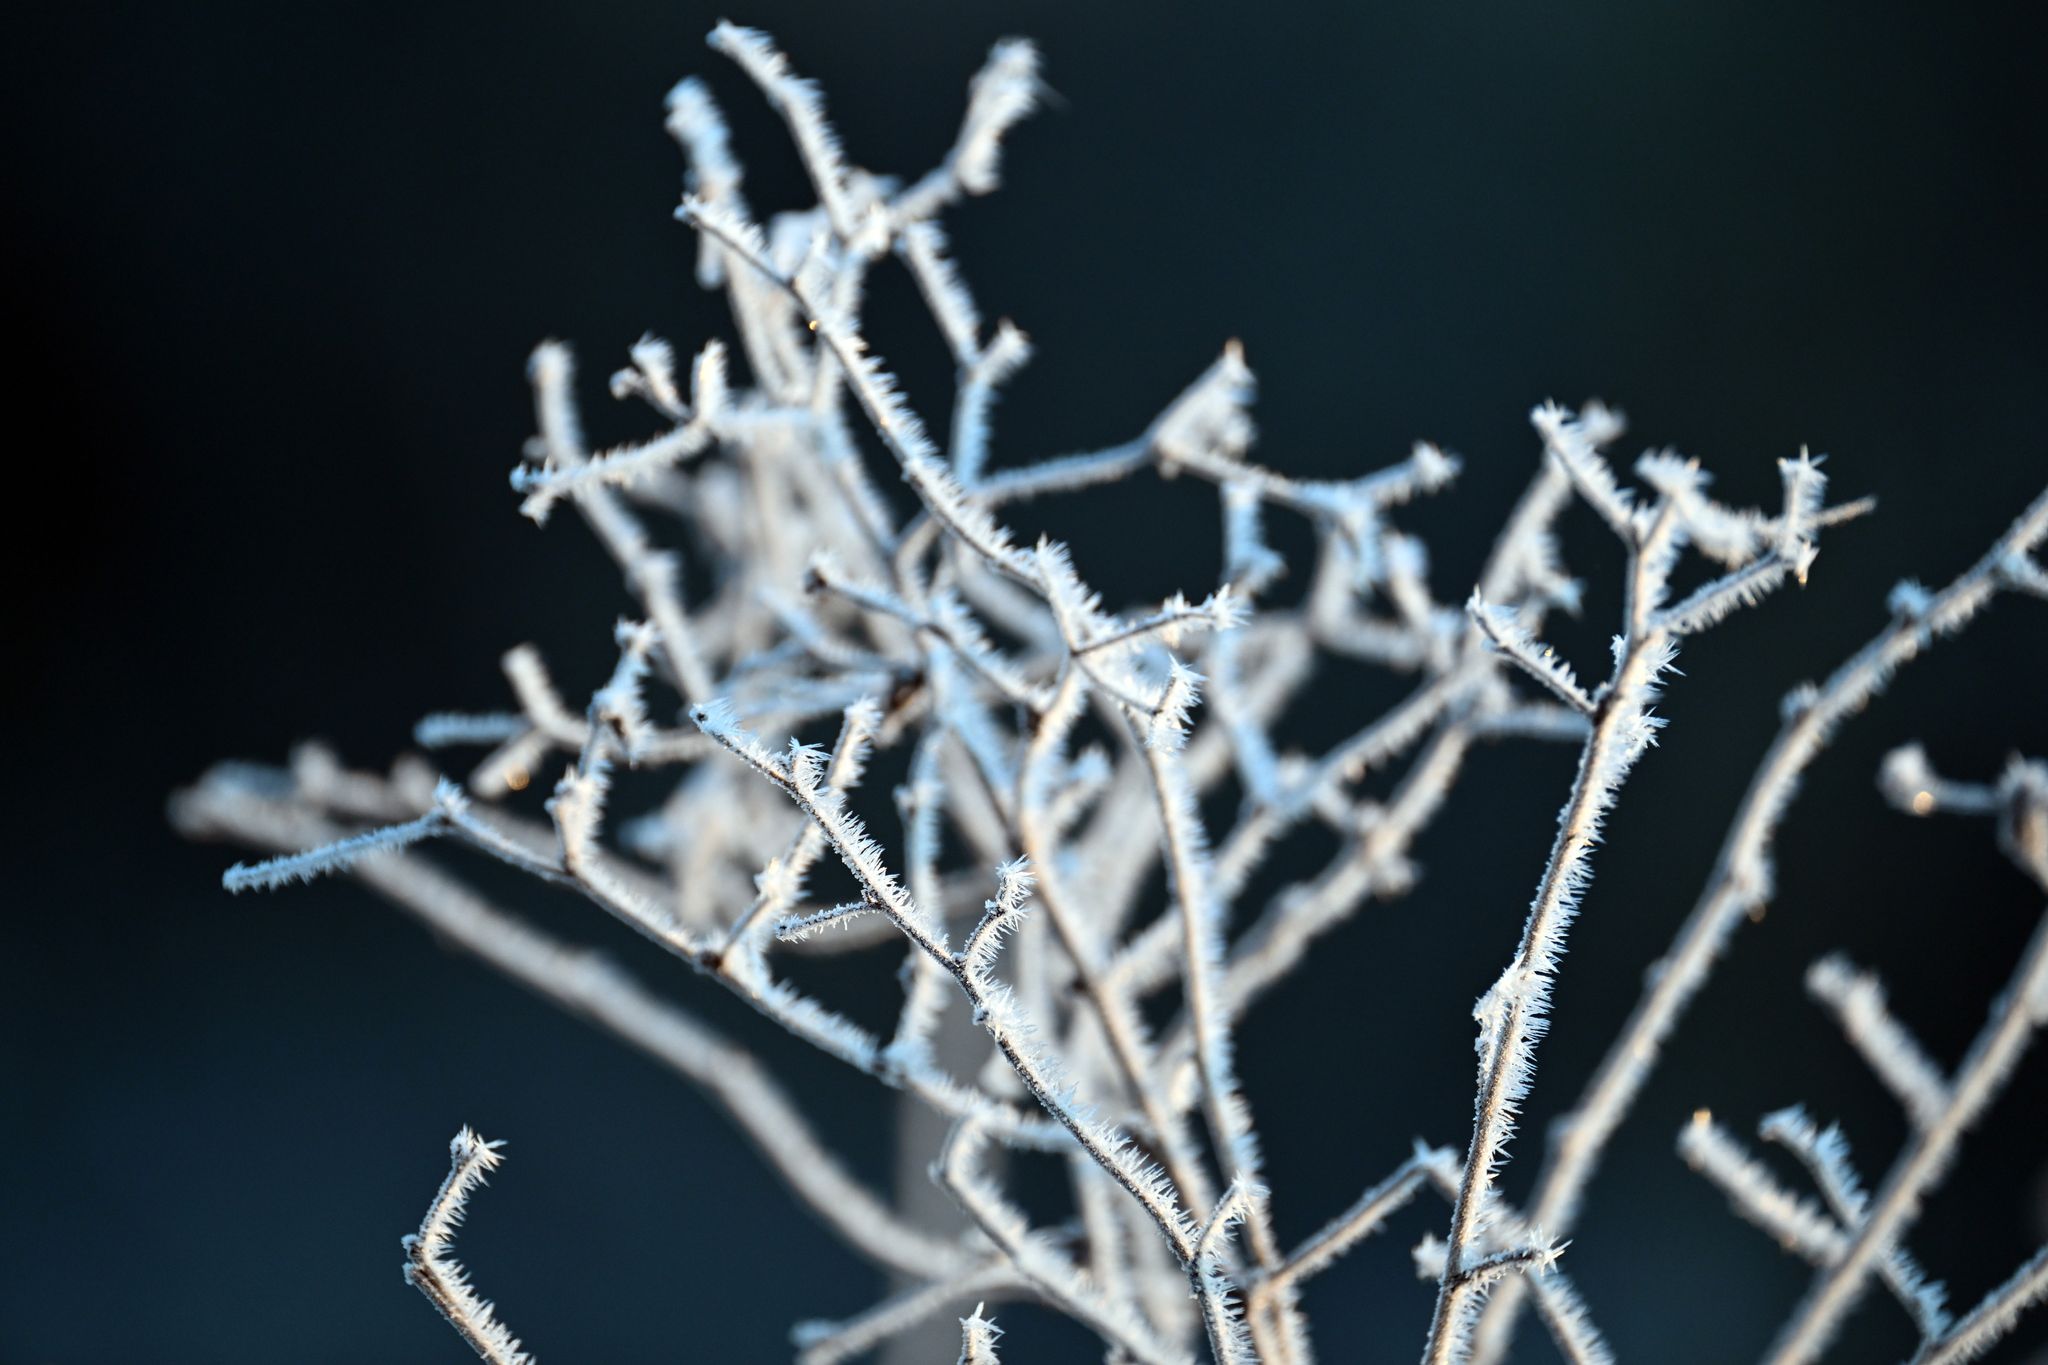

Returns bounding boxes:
[7,1,2046,1360]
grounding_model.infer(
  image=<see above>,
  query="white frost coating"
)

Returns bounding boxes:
[958,858,1036,981]
[1805,956,1952,1133]
[1759,1107,1949,1336]
[893,38,1043,224]
[401,1129,533,1365]
[221,807,445,892]
[1467,591,1595,715]
[1681,1112,1848,1262]
[707,24,860,239]
[937,1122,1190,1365]
[1909,1245,2048,1365]
[174,19,2048,1365]
[956,1305,1005,1365]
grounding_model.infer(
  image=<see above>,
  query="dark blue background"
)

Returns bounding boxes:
[8,2,2046,1360]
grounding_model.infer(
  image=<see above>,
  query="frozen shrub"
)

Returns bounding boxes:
[173,23,2048,1364]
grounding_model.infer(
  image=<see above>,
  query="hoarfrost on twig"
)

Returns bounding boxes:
[401,1129,532,1365]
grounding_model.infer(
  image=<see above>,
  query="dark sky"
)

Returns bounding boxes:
[7,2,2047,1362]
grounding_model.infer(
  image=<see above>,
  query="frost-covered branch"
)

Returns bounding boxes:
[402,1129,532,1365]
[935,1122,1189,1365]
[1908,1245,2048,1365]
[1759,1107,1948,1336]
[1805,957,1950,1133]
[894,36,1043,223]
[1881,745,2048,893]
[1680,1111,1849,1263]
[1426,473,1687,1362]
[221,805,447,893]
[956,1306,1006,1365]
[1466,592,1594,716]
[1256,1143,1453,1297]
